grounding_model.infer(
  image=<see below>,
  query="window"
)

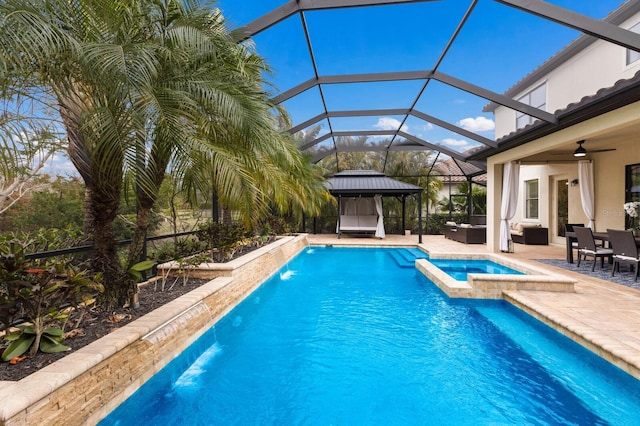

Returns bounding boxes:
[626,163,640,229]
[516,83,546,129]
[525,179,539,219]
[626,22,640,66]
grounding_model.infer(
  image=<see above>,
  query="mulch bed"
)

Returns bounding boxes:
[0,277,211,382]
[0,236,280,382]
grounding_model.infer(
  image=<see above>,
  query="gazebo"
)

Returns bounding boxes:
[325,170,424,243]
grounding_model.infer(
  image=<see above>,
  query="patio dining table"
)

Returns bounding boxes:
[565,230,640,263]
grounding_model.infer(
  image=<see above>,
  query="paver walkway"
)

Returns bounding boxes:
[306,233,640,379]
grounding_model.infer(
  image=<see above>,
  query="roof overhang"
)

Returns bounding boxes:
[468,70,640,161]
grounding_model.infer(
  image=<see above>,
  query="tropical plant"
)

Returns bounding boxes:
[195,221,247,257]
[2,324,69,362]
[438,181,487,215]
[0,241,103,361]
[0,0,330,308]
[128,260,157,282]
[455,181,487,215]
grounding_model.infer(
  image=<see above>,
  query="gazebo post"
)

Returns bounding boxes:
[402,195,406,235]
[338,195,342,238]
[426,176,430,236]
[418,192,423,244]
[467,176,473,220]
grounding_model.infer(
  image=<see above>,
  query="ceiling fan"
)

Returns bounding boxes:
[551,140,617,156]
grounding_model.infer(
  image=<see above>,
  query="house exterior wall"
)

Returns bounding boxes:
[486,102,640,252]
[514,164,587,244]
[493,12,640,140]
[593,138,640,230]
[485,8,640,252]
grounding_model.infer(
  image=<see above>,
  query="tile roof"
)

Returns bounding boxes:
[431,158,487,184]
[469,68,640,160]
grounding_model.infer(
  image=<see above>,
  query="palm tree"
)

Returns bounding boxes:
[438,181,487,215]
[0,0,138,297]
[454,181,487,215]
[0,0,329,307]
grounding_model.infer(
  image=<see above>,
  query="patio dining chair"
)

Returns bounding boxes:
[574,227,614,271]
[607,229,640,281]
[565,223,585,260]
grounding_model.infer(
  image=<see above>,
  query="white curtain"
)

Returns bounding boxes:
[374,194,385,239]
[357,197,374,215]
[344,198,357,215]
[578,160,595,229]
[500,161,520,251]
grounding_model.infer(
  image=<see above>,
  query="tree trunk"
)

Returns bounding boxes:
[58,90,130,308]
[127,204,152,269]
[83,187,96,235]
[126,153,168,285]
[90,183,128,308]
[222,206,233,225]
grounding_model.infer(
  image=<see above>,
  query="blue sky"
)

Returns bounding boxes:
[215,0,627,156]
[43,0,628,174]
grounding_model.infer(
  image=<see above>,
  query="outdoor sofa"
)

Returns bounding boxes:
[443,221,486,244]
[509,222,549,245]
[338,214,378,237]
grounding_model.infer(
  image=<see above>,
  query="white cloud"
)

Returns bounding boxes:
[442,138,468,147]
[43,153,78,176]
[373,117,408,133]
[457,116,495,132]
[423,123,434,131]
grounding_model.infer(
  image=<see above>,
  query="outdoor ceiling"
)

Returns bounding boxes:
[223,0,640,176]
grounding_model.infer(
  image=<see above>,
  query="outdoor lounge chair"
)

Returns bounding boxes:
[574,227,614,272]
[607,229,640,281]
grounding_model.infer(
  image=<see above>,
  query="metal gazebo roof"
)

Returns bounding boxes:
[326,170,423,197]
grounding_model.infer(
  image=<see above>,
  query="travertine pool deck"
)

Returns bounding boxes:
[308,233,640,379]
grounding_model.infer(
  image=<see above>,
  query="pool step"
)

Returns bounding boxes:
[388,249,428,268]
[405,248,429,260]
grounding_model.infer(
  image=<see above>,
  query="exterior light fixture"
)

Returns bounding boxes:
[573,140,587,157]
[570,179,579,186]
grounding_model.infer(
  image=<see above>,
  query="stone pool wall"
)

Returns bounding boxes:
[0,234,308,426]
[416,252,576,299]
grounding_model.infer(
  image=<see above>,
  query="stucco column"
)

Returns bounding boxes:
[487,160,503,252]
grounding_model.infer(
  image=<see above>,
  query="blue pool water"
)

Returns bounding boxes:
[101,247,640,425]
[429,258,523,281]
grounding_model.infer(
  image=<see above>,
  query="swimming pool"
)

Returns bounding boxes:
[429,258,523,281]
[100,247,640,425]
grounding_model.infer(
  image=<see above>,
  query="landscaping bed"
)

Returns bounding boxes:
[0,235,279,382]
[0,277,209,382]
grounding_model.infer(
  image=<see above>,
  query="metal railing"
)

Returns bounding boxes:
[24,230,198,261]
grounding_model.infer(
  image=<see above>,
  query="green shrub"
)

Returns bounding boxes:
[257,216,298,236]
[148,237,206,264]
[0,241,103,361]
[195,222,248,253]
